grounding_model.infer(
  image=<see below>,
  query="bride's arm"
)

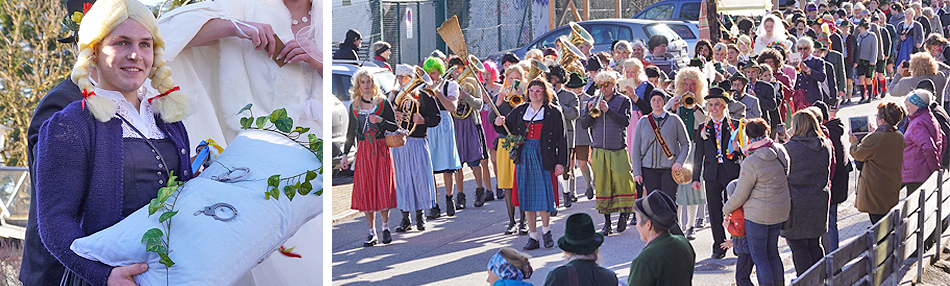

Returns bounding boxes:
[186,19,277,57]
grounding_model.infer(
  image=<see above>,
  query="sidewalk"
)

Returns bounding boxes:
[330,99,885,285]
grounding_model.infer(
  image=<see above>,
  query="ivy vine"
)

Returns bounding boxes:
[141,170,184,284]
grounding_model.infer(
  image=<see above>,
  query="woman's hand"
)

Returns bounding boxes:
[494,116,506,126]
[368,115,383,124]
[234,21,277,57]
[412,113,426,125]
[692,181,702,191]
[277,39,321,70]
[848,130,858,143]
[798,61,810,75]
[107,263,148,286]
[633,175,643,184]
[672,163,683,172]
[554,164,565,177]
[340,157,349,170]
[624,86,636,98]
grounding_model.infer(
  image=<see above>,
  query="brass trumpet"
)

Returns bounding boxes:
[589,91,605,118]
[682,91,697,109]
[500,78,524,106]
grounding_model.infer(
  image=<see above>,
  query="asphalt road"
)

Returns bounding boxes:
[331,96,894,285]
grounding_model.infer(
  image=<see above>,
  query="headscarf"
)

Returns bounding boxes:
[487,251,525,280]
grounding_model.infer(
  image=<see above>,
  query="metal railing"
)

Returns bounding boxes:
[791,169,950,285]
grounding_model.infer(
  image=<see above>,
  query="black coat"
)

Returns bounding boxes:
[692,117,743,182]
[333,42,360,61]
[825,118,851,204]
[503,103,569,170]
[22,79,83,286]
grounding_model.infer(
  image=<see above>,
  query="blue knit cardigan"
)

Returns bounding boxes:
[35,101,192,286]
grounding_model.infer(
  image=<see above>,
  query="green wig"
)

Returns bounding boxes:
[422,57,446,75]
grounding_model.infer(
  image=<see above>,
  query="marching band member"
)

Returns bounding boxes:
[390,64,441,233]
[578,71,637,236]
[546,64,580,208]
[421,57,463,219]
[495,78,568,250]
[342,68,398,247]
[491,65,528,235]
[447,56,491,208]
[666,67,708,239]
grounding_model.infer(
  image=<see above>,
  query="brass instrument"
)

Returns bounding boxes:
[394,67,433,133]
[568,22,594,48]
[451,55,486,119]
[682,91,697,109]
[589,90,605,118]
[426,66,459,95]
[500,78,524,106]
[555,39,585,75]
[525,59,549,82]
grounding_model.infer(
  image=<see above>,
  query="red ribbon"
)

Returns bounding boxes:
[148,86,180,104]
[278,245,302,258]
[81,89,95,110]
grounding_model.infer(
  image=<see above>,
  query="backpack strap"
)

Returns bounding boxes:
[566,264,579,286]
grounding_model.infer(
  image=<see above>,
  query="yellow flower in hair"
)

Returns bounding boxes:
[71,11,83,25]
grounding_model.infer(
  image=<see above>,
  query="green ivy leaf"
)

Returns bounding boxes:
[142,228,164,253]
[158,252,175,268]
[269,108,288,123]
[267,174,280,187]
[306,170,317,181]
[235,103,253,116]
[166,170,178,187]
[315,188,324,196]
[240,117,252,130]
[299,181,312,195]
[275,117,293,133]
[270,187,280,201]
[142,228,163,244]
[264,191,272,200]
[308,134,317,144]
[256,116,268,129]
[284,185,296,201]
[148,198,162,216]
[157,186,176,204]
[292,126,311,134]
[159,211,178,223]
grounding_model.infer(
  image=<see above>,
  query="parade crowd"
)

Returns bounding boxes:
[334,0,950,284]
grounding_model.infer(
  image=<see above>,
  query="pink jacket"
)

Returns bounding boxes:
[903,108,946,183]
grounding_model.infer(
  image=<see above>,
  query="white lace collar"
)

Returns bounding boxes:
[95,87,165,139]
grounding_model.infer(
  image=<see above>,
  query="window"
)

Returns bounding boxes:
[333,74,352,102]
[642,23,682,42]
[666,24,697,40]
[679,2,701,21]
[588,25,632,45]
[636,4,674,20]
[532,27,571,50]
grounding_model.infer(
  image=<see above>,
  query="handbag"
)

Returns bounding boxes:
[384,131,406,147]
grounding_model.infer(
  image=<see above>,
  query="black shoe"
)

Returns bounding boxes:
[617,213,630,232]
[496,189,505,199]
[601,223,613,236]
[381,229,392,244]
[694,217,704,229]
[445,196,456,216]
[415,210,426,231]
[363,234,378,247]
[686,227,696,240]
[586,185,595,200]
[485,187,496,201]
[570,192,578,202]
[542,231,555,248]
[505,222,517,235]
[474,188,486,207]
[518,221,528,235]
[711,252,726,259]
[523,238,540,250]
[455,193,466,210]
[427,205,441,220]
[630,215,637,226]
[563,192,573,208]
[394,218,412,232]
[551,207,558,217]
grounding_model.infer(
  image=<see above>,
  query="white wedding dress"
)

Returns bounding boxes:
[158,0,323,284]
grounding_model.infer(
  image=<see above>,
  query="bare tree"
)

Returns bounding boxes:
[0,0,73,167]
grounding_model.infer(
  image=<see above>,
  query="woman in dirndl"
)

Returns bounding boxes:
[341,68,398,247]
[390,64,440,233]
[421,57,463,219]
[491,65,528,235]
[495,78,568,251]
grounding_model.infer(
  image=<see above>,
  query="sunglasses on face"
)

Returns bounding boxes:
[599,83,612,89]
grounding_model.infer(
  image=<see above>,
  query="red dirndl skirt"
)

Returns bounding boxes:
[351,137,397,212]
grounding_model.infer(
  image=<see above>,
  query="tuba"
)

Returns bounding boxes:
[525,59,549,82]
[568,22,594,48]
[556,39,585,75]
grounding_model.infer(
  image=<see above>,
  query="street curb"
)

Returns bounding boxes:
[332,209,361,224]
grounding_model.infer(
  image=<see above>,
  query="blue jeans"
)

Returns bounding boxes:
[746,220,784,285]
[826,203,839,252]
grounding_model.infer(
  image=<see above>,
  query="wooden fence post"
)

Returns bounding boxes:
[918,185,925,283]
[937,169,943,265]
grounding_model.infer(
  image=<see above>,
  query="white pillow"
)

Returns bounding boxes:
[71,130,323,285]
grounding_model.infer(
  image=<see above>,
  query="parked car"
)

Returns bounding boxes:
[330,62,395,173]
[633,0,702,21]
[486,19,690,69]
[661,20,699,58]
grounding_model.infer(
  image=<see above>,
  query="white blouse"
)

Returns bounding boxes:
[95,87,165,139]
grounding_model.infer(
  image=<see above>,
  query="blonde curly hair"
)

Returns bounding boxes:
[674,67,707,106]
[71,0,189,123]
[348,68,385,110]
[910,52,938,77]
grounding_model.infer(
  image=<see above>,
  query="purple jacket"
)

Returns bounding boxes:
[903,108,945,183]
[35,101,191,286]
